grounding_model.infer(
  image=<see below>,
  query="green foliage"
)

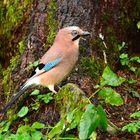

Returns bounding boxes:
[0,121,12,133]
[37,93,53,104]
[30,90,53,104]
[18,106,29,118]
[81,57,102,79]
[0,122,46,140]
[79,104,99,139]
[0,114,17,134]
[30,89,40,96]
[30,90,53,110]
[48,103,107,139]
[93,66,124,106]
[79,104,107,139]
[117,42,127,51]
[122,122,140,133]
[118,42,140,74]
[129,89,140,99]
[122,111,140,133]
[46,0,58,47]
[47,119,65,139]
[98,87,124,106]
[100,66,125,87]
[130,111,140,118]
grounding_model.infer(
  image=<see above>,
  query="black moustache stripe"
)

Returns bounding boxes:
[72,35,80,41]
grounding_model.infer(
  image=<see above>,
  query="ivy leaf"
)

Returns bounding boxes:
[100,66,125,86]
[31,122,45,129]
[98,87,124,106]
[79,104,100,139]
[18,106,29,117]
[97,105,107,131]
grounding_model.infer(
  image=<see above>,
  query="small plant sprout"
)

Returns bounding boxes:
[99,33,108,64]
[99,33,107,49]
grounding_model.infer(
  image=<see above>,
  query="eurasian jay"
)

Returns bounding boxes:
[1,26,90,113]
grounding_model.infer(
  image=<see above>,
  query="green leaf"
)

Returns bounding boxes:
[16,132,31,140]
[119,53,129,66]
[31,102,40,110]
[127,79,137,84]
[122,122,139,133]
[0,134,4,140]
[129,90,140,99]
[89,131,97,140]
[79,104,100,139]
[130,111,140,118]
[31,131,43,140]
[129,66,137,72]
[97,105,107,131]
[117,42,126,51]
[1,121,11,132]
[48,119,65,139]
[98,87,124,106]
[100,66,125,86]
[28,60,40,69]
[18,106,29,117]
[30,89,40,96]
[130,56,140,63]
[137,21,140,29]
[37,93,53,104]
[31,122,45,129]
[17,125,31,133]
[66,109,83,131]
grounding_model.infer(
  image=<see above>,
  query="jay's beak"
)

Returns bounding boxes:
[80,31,90,37]
[80,31,90,41]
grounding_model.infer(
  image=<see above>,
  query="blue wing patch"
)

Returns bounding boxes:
[43,58,61,71]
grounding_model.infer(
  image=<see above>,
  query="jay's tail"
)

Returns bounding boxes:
[0,85,32,114]
[0,76,40,114]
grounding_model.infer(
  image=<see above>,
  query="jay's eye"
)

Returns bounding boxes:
[71,30,79,36]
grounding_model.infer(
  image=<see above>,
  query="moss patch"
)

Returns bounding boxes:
[80,57,102,80]
[0,0,33,67]
[46,0,58,48]
[2,40,26,97]
[55,83,89,117]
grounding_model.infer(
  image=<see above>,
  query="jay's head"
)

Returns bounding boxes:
[55,26,90,45]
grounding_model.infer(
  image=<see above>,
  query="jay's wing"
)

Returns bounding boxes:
[31,58,61,77]
[0,58,61,114]
[23,57,61,88]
